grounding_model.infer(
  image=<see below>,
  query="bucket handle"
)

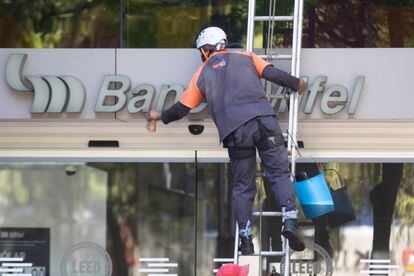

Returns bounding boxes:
[298,156,348,190]
[324,167,348,190]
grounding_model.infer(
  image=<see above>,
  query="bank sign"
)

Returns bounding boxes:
[1,48,412,120]
[5,52,364,117]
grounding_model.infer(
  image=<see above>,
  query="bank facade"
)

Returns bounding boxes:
[0,1,414,275]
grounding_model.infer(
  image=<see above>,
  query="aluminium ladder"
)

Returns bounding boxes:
[238,0,304,275]
[213,1,304,274]
[246,0,304,167]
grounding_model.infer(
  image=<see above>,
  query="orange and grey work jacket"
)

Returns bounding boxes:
[161,49,301,142]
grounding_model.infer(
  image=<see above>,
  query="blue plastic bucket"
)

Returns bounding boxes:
[293,173,335,219]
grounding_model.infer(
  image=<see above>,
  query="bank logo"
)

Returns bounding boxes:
[5,53,86,113]
[213,59,226,69]
[61,242,112,276]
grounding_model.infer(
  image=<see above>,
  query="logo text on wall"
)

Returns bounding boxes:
[6,53,365,115]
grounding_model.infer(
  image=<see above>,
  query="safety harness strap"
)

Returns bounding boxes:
[224,132,256,160]
[228,146,256,160]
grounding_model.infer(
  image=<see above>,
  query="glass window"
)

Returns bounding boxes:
[257,0,414,48]
[197,161,414,275]
[0,163,108,275]
[1,0,413,48]
[122,0,414,48]
[196,163,235,274]
[0,0,120,48]
[0,161,196,275]
[123,0,247,48]
[97,162,196,275]
[1,160,414,274]
[303,1,414,47]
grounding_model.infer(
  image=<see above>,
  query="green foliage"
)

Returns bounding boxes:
[302,0,414,47]
[124,0,248,47]
[395,164,414,225]
[1,0,414,48]
[0,0,120,47]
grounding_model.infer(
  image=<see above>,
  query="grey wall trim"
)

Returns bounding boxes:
[0,156,196,163]
[0,156,411,163]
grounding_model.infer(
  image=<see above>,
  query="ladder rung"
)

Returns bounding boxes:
[254,16,294,21]
[253,211,283,217]
[213,258,234,263]
[239,251,285,257]
[267,94,289,100]
[258,54,292,60]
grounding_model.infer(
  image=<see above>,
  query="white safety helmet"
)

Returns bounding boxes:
[196,26,227,50]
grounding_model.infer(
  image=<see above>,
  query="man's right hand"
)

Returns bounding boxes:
[146,110,161,132]
[146,110,161,121]
[297,79,307,94]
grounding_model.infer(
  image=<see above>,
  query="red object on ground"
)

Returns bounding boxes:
[217,263,249,276]
[403,249,414,271]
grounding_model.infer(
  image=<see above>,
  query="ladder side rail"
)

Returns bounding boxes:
[281,207,290,276]
[246,0,256,52]
[290,0,300,77]
[233,223,239,264]
[288,0,300,163]
[259,175,263,276]
[291,0,303,182]
[292,0,305,139]
[240,0,258,269]
[286,0,304,274]
[287,0,298,166]
[284,237,290,276]
[236,0,254,260]
[295,0,304,77]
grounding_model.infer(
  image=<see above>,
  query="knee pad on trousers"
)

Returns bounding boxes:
[228,147,256,160]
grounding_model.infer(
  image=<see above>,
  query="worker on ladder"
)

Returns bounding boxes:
[146,26,307,254]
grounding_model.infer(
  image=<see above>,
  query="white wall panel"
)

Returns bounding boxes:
[300,48,414,119]
[0,49,115,119]
[0,48,413,120]
[0,48,414,159]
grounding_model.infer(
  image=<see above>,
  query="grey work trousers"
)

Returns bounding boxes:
[223,115,296,231]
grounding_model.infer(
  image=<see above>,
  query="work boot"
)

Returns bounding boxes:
[282,219,305,251]
[239,235,254,255]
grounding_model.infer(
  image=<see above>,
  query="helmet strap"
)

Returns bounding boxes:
[200,47,209,62]
[200,42,225,62]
